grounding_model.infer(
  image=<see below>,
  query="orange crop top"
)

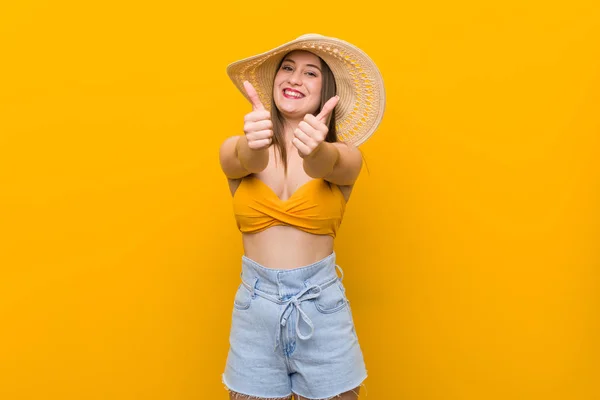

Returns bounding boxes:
[232,175,346,238]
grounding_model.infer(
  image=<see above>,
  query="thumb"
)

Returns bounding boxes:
[243,80,265,111]
[316,95,339,122]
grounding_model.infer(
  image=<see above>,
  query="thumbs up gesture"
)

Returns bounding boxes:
[292,95,340,158]
[242,81,273,150]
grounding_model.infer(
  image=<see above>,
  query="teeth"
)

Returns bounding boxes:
[284,89,303,98]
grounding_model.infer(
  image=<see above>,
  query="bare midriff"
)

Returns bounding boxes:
[242,225,334,270]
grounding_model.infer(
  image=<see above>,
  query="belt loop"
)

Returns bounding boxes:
[335,264,344,281]
[276,271,284,299]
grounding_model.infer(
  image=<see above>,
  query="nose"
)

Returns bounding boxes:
[288,70,303,86]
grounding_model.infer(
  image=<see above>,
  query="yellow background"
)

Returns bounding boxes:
[1,0,598,399]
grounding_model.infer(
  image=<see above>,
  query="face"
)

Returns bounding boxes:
[272,50,323,119]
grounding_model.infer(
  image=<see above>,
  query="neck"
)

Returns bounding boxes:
[282,119,301,143]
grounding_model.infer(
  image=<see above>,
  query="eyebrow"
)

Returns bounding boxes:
[282,58,322,72]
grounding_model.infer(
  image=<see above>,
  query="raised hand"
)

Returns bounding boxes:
[242,81,273,150]
[292,95,339,158]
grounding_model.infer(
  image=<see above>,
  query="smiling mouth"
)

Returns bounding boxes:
[282,89,305,99]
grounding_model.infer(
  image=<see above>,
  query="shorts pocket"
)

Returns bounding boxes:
[314,280,347,314]
[233,283,252,310]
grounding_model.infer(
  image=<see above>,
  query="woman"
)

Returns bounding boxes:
[219,34,385,400]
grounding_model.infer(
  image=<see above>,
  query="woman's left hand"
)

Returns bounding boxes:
[292,95,339,159]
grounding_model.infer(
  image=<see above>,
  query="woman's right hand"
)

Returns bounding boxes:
[242,81,273,151]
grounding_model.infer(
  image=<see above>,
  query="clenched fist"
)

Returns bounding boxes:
[242,81,273,150]
[292,95,339,158]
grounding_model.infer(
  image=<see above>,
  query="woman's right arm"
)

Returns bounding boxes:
[219,135,269,179]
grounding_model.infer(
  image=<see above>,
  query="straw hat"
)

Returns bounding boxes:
[226,33,386,146]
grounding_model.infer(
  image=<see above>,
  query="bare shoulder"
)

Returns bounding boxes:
[220,136,246,196]
[322,141,363,187]
[219,135,252,179]
[219,135,239,153]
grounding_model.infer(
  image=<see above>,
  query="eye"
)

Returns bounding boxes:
[306,71,318,77]
[282,65,293,71]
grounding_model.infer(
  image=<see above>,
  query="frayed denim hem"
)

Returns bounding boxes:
[291,375,368,400]
[222,374,293,400]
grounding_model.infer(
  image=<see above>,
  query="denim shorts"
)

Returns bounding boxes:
[222,251,367,399]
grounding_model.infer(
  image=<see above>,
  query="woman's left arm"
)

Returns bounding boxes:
[293,96,362,186]
[302,142,362,186]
